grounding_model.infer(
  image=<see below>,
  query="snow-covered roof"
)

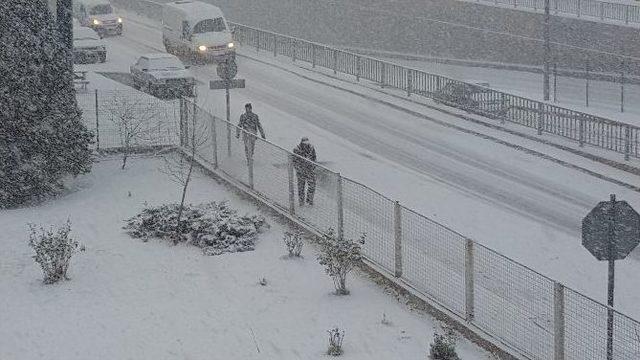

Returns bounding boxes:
[78,0,112,7]
[164,1,224,22]
[141,53,178,60]
[73,26,100,39]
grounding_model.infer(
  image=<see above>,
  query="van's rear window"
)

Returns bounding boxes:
[193,18,226,33]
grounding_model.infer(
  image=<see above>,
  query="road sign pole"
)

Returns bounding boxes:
[607,257,614,360]
[583,193,640,360]
[606,194,616,360]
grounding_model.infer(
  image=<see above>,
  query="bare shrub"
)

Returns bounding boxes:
[283,231,303,257]
[103,92,164,169]
[317,228,365,295]
[327,328,345,356]
[28,220,79,284]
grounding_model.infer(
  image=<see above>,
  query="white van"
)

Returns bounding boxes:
[73,0,123,37]
[162,1,235,63]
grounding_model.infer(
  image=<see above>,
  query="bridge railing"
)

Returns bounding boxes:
[232,24,639,161]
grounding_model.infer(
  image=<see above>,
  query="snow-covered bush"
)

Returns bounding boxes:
[28,220,79,284]
[283,231,303,257]
[0,0,93,208]
[124,201,267,255]
[327,328,345,356]
[317,229,365,295]
[429,331,460,360]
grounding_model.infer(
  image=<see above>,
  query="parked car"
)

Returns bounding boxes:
[73,26,106,63]
[130,53,195,98]
[432,81,509,119]
[161,0,235,64]
[73,0,123,37]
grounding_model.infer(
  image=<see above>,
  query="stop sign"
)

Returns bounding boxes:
[582,196,640,261]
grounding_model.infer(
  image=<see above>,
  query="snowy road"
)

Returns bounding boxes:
[84,15,640,319]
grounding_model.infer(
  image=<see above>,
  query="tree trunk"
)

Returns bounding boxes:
[174,157,194,243]
[122,135,130,170]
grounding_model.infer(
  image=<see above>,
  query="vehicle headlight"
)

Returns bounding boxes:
[198,45,207,52]
[117,17,123,23]
[227,42,234,48]
[92,19,100,25]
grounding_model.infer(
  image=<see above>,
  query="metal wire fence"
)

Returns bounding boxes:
[76,89,180,150]
[77,88,640,359]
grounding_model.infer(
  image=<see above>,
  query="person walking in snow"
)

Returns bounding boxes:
[236,103,265,164]
[292,137,317,206]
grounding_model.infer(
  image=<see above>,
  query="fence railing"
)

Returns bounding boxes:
[478,0,640,26]
[76,87,640,359]
[113,0,640,161]
[231,24,640,162]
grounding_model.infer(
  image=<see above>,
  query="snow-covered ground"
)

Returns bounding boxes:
[0,156,492,360]
[76,13,640,324]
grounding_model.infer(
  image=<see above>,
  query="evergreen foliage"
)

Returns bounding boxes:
[0,0,93,208]
[124,202,268,255]
[429,332,460,360]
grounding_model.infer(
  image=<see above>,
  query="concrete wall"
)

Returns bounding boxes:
[202,0,639,74]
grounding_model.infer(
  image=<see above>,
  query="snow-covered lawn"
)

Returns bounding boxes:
[0,156,491,359]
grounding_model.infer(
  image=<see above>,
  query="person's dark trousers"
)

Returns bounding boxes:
[297,172,316,205]
[243,135,256,164]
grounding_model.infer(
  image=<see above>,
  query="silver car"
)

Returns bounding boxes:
[130,53,195,98]
[73,26,106,63]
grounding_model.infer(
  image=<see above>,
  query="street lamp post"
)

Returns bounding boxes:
[543,0,551,101]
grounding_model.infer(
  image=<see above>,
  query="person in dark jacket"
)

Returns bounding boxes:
[293,137,316,206]
[236,103,265,163]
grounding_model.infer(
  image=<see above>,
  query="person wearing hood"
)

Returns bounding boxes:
[292,137,317,206]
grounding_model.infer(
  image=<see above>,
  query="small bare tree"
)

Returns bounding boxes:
[103,92,164,169]
[327,328,345,356]
[161,98,209,242]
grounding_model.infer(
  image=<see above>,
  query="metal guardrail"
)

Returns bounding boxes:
[76,87,640,359]
[482,0,640,26]
[230,25,640,161]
